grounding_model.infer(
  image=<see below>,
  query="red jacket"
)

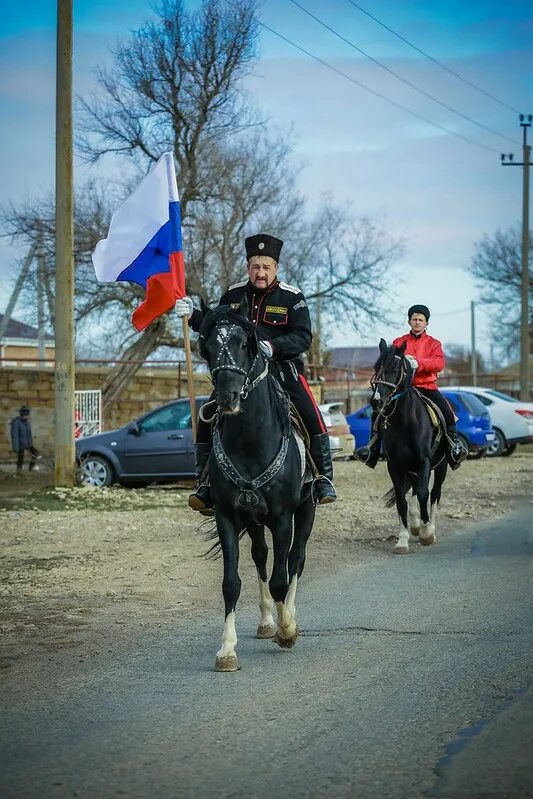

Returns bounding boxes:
[392,331,445,390]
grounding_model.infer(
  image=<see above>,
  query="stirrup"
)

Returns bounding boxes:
[314,476,337,505]
[188,483,214,515]
[355,446,379,469]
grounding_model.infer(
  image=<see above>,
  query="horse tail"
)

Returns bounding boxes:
[384,474,410,507]
[200,521,247,560]
[384,487,396,508]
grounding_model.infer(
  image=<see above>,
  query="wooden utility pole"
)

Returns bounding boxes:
[54,0,75,486]
[470,301,477,386]
[501,114,531,401]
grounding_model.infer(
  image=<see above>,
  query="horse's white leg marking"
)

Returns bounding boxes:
[275,600,298,645]
[394,513,410,553]
[420,502,437,545]
[217,611,237,659]
[285,574,298,620]
[408,491,421,535]
[256,575,276,638]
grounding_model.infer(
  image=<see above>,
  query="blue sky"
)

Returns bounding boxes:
[1,0,532,362]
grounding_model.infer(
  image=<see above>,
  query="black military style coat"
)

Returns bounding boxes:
[190,278,312,375]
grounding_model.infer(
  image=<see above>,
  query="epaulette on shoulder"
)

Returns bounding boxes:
[227,279,248,291]
[279,281,301,295]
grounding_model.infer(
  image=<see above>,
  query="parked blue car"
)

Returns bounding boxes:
[346,390,495,458]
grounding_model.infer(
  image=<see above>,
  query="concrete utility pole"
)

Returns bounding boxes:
[501,114,531,401]
[470,301,477,386]
[54,0,75,486]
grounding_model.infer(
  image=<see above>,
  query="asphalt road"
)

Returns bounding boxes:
[2,504,532,799]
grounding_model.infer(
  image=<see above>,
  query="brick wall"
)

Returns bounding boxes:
[1,366,212,461]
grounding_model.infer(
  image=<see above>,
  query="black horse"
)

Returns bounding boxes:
[372,338,448,554]
[198,298,316,671]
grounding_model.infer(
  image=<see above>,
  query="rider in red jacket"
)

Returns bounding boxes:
[356,304,467,469]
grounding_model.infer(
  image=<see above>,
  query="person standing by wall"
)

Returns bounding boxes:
[10,406,39,474]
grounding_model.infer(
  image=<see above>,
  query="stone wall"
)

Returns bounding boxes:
[1,366,212,461]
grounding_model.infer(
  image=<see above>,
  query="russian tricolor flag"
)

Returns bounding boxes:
[92,152,186,332]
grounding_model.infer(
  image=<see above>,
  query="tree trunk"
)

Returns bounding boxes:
[101,321,163,412]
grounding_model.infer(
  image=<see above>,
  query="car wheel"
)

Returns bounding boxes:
[485,428,506,457]
[78,454,114,487]
[501,443,517,457]
[469,449,485,460]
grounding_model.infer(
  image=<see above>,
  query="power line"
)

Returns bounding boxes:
[288,0,520,147]
[255,15,501,155]
[345,0,522,115]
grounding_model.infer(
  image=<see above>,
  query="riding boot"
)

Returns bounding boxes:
[446,424,468,470]
[355,438,381,469]
[188,443,215,515]
[355,410,381,468]
[310,433,337,504]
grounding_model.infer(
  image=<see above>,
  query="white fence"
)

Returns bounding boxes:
[75,390,102,438]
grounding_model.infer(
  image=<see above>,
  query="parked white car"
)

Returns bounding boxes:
[445,387,533,456]
[319,402,355,459]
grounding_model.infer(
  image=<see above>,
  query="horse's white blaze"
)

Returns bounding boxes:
[408,491,421,532]
[217,611,237,659]
[275,600,297,640]
[285,574,298,619]
[257,576,275,628]
[395,514,410,551]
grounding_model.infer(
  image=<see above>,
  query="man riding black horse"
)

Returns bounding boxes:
[175,233,337,512]
[356,304,468,470]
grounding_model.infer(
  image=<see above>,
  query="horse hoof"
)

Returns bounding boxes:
[420,534,436,546]
[394,546,409,555]
[273,627,299,649]
[256,624,277,639]
[410,527,420,537]
[215,655,241,672]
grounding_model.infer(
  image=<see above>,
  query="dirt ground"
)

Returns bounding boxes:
[1,454,531,673]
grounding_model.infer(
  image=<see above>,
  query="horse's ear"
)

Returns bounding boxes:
[397,341,407,355]
[237,293,249,319]
[379,338,388,354]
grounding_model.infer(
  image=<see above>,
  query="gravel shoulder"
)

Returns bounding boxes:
[1,454,531,678]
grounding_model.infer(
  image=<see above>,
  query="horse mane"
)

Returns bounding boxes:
[198,304,257,343]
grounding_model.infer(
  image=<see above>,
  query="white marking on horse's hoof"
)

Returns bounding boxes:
[256,624,277,639]
[420,533,436,546]
[215,655,241,672]
[273,626,299,649]
[394,546,409,555]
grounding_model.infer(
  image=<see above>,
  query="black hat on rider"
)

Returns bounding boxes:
[19,405,30,417]
[245,233,283,263]
[408,304,430,322]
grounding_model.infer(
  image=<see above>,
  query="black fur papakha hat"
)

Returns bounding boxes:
[408,304,430,321]
[245,233,283,262]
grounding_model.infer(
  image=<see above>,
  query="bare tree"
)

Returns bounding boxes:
[468,225,532,361]
[1,0,404,409]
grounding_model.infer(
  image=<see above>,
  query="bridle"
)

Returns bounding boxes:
[370,354,409,423]
[207,322,269,400]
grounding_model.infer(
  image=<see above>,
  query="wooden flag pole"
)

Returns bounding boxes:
[182,315,197,439]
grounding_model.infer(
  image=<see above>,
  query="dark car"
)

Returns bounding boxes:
[346,390,495,458]
[76,397,209,487]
